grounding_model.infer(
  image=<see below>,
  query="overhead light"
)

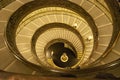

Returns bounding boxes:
[60,53,69,62]
[51,51,54,55]
[86,36,93,41]
[73,23,78,28]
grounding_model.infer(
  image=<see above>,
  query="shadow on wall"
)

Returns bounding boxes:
[0,70,120,80]
[95,72,120,80]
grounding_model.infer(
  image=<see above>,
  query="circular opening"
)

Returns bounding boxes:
[46,42,78,68]
[5,0,102,74]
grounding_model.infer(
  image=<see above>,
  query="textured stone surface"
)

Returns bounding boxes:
[0,0,15,9]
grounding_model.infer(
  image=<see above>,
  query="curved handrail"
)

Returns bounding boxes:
[87,0,120,66]
[3,0,120,77]
[5,0,97,69]
[31,23,85,69]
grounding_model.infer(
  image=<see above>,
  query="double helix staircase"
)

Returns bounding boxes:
[0,0,120,78]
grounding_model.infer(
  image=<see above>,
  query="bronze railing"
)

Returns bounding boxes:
[3,0,120,77]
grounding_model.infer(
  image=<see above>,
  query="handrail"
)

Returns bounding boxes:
[31,23,85,69]
[3,0,120,77]
[87,0,120,66]
[5,0,97,70]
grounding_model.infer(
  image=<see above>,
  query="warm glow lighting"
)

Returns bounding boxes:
[73,23,78,28]
[87,36,93,41]
[60,53,69,62]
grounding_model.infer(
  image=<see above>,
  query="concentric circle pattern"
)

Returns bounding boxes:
[15,7,94,69]
[35,27,82,68]
[2,0,119,75]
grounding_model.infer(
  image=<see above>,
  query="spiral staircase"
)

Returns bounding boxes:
[0,0,120,79]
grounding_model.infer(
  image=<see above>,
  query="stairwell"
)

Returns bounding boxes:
[0,0,120,79]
